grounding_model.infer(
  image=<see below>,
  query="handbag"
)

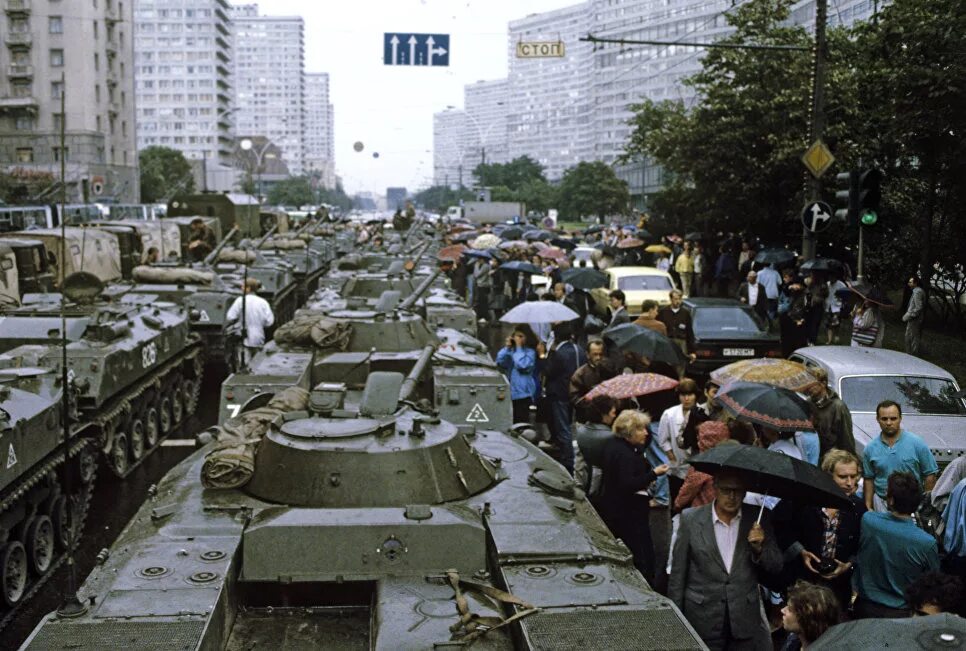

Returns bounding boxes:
[851,324,879,346]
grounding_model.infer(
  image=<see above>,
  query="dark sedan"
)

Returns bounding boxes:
[684,298,783,374]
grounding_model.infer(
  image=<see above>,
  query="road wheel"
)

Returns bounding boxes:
[110,432,129,476]
[183,378,200,416]
[25,515,54,575]
[129,418,146,461]
[48,496,70,550]
[159,397,172,434]
[77,447,96,485]
[144,407,160,448]
[1,542,28,607]
[171,385,184,424]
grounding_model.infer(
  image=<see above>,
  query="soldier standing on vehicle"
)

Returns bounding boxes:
[227,278,275,360]
[188,218,217,262]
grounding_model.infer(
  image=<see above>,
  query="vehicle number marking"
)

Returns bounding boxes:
[6,443,16,469]
[723,348,755,356]
[466,403,489,423]
[141,342,158,368]
[226,404,241,418]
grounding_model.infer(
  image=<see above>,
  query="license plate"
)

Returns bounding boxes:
[723,348,755,356]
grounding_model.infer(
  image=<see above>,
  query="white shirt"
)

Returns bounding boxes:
[712,503,742,574]
[747,282,760,306]
[757,267,781,299]
[657,404,692,479]
[227,293,275,348]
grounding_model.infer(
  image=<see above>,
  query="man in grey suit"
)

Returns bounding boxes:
[902,275,926,355]
[669,472,783,650]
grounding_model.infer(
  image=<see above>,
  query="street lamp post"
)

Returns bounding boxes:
[445,103,504,171]
[239,138,276,202]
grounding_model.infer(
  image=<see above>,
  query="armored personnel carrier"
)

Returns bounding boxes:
[0,273,204,477]
[20,373,706,650]
[0,367,97,628]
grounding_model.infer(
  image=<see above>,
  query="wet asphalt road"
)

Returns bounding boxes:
[5,367,225,649]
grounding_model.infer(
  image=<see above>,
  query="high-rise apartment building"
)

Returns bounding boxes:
[0,0,138,201]
[433,108,471,189]
[230,3,305,176]
[135,0,234,189]
[506,3,594,182]
[304,72,335,189]
[463,79,509,170]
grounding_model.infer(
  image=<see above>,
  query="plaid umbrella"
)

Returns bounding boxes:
[582,373,679,401]
[538,247,566,260]
[617,237,645,249]
[689,444,851,509]
[471,234,501,250]
[710,358,820,392]
[715,381,814,432]
[437,244,466,261]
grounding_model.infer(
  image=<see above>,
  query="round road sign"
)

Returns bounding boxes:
[801,201,833,233]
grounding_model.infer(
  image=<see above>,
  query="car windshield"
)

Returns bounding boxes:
[617,274,672,291]
[694,307,766,332]
[840,375,966,415]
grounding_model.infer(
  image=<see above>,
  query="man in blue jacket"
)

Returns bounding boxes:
[542,322,586,475]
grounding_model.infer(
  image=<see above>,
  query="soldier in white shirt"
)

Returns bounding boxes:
[227,278,275,363]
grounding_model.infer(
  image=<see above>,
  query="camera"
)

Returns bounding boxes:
[817,558,837,575]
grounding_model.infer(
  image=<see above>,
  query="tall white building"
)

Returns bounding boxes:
[0,0,138,201]
[135,0,234,189]
[506,3,594,182]
[433,108,471,189]
[304,72,335,189]
[230,3,305,176]
[463,79,509,170]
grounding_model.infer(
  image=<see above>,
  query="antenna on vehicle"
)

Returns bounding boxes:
[55,72,88,619]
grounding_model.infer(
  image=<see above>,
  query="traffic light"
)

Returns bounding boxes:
[857,168,882,226]
[834,170,859,227]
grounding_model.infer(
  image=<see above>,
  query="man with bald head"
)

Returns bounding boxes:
[737,270,769,321]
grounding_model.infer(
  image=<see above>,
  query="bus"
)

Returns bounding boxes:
[0,204,106,232]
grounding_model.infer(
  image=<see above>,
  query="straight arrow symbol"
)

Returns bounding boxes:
[408,35,418,66]
[390,34,399,65]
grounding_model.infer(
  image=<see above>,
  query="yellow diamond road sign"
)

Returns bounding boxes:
[802,140,835,178]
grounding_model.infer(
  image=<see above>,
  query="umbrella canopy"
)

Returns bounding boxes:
[710,358,820,392]
[448,223,476,233]
[499,240,529,250]
[462,249,494,260]
[500,227,524,241]
[811,613,965,650]
[582,373,679,402]
[500,301,579,324]
[799,257,843,273]
[584,224,606,234]
[840,280,894,307]
[452,231,479,243]
[689,444,851,508]
[561,267,608,290]
[550,237,577,251]
[636,229,653,240]
[617,237,645,249]
[645,244,672,255]
[755,248,797,266]
[523,229,553,241]
[603,323,687,366]
[685,231,704,241]
[500,261,543,275]
[437,244,466,261]
[538,247,566,260]
[471,233,501,250]
[531,240,550,251]
[715,381,814,432]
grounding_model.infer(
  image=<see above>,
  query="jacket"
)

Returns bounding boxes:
[597,436,657,528]
[903,286,925,322]
[633,316,668,336]
[496,346,537,400]
[657,306,693,344]
[543,340,586,401]
[609,306,630,327]
[783,495,866,567]
[810,391,855,455]
[669,503,782,646]
[737,281,769,320]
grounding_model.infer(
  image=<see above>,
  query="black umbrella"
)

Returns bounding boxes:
[685,231,704,241]
[550,237,577,251]
[523,229,553,241]
[561,267,608,290]
[584,224,606,234]
[755,248,797,266]
[602,323,686,366]
[799,257,843,273]
[689,444,852,509]
[499,227,523,241]
[715,381,814,432]
[500,261,543,275]
[811,613,965,650]
[461,249,493,260]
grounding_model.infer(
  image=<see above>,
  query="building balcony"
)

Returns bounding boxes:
[105,5,119,23]
[5,32,31,47]
[7,63,32,78]
[0,95,38,111]
[4,0,30,15]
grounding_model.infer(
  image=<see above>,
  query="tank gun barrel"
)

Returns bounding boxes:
[397,268,442,312]
[295,218,317,236]
[398,344,436,403]
[204,225,239,265]
[408,240,433,268]
[400,214,424,247]
[253,225,278,249]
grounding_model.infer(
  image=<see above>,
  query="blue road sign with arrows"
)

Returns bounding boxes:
[384,33,450,67]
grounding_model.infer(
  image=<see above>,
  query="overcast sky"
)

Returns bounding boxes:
[257,0,575,196]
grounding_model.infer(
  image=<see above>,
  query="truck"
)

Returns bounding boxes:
[445,201,526,225]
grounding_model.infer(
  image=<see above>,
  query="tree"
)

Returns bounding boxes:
[412,185,475,213]
[557,161,629,221]
[139,146,195,203]
[0,168,56,204]
[472,156,545,191]
[266,176,314,207]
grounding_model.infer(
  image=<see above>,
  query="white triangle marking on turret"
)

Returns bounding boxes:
[466,403,489,423]
[6,443,16,469]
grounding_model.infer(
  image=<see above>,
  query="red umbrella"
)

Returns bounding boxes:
[617,238,645,249]
[538,247,566,260]
[437,244,466,261]
[582,373,679,401]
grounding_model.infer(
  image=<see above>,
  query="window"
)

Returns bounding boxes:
[49,16,64,34]
[53,147,69,162]
[96,115,102,131]
[50,49,64,67]
[16,148,33,163]
[94,53,100,71]
[52,113,64,131]
[51,81,64,99]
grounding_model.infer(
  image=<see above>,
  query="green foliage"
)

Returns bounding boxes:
[557,161,630,220]
[473,156,545,191]
[412,185,476,213]
[0,168,56,204]
[266,176,315,207]
[318,183,352,212]
[139,146,195,203]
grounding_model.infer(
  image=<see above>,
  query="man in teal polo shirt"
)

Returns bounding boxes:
[862,400,938,512]
[854,471,940,618]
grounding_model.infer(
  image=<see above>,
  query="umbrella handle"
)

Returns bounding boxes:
[756,491,769,524]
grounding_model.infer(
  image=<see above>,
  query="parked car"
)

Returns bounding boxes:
[572,246,598,269]
[684,298,783,374]
[790,346,966,468]
[603,266,676,315]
